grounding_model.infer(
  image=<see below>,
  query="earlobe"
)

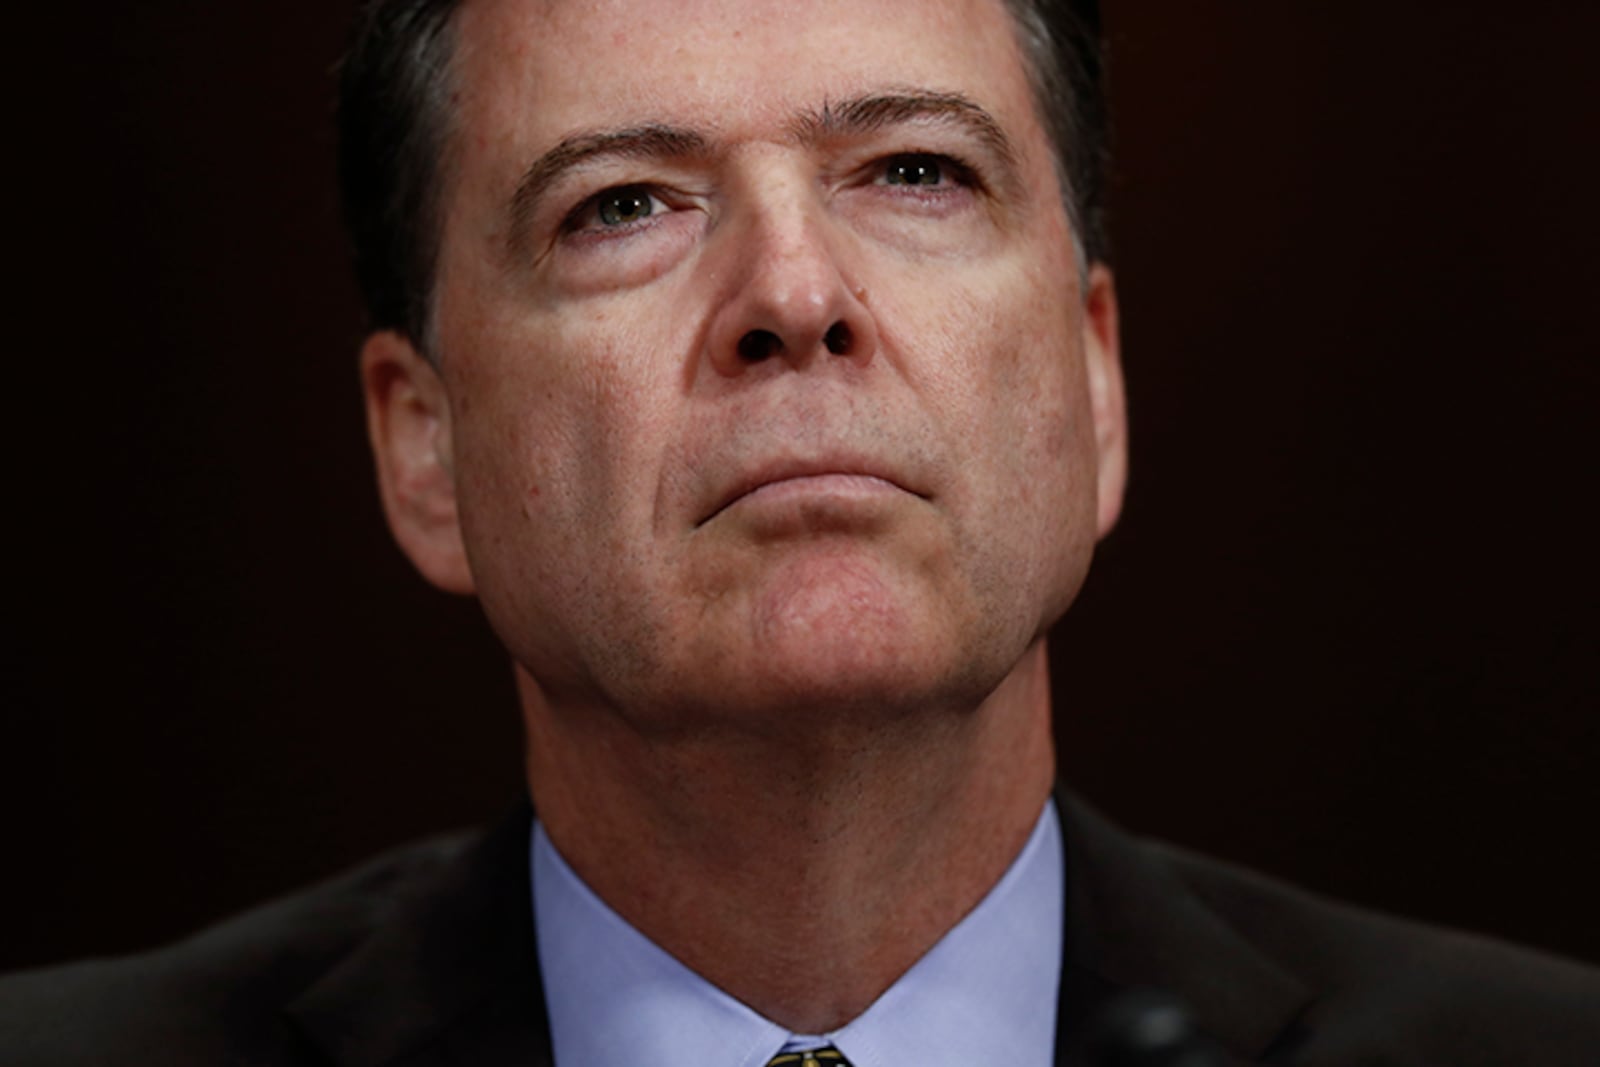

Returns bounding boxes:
[361,331,476,594]
[1082,264,1128,539]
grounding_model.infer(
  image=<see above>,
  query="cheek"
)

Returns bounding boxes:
[450,300,677,505]
[892,255,1086,468]
[443,311,689,686]
[880,252,1097,613]
[445,292,700,613]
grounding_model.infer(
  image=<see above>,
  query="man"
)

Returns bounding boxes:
[4,0,1597,1064]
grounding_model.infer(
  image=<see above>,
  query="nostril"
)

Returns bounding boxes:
[823,321,852,355]
[738,329,781,362]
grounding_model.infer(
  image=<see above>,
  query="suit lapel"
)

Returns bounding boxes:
[1051,789,1313,1065]
[284,803,555,1067]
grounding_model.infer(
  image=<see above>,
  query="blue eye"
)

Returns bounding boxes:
[883,154,946,187]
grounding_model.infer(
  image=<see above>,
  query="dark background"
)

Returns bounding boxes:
[9,3,1597,971]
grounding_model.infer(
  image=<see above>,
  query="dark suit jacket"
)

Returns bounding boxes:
[4,789,1597,1065]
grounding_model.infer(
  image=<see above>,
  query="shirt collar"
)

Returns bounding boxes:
[532,799,1063,1067]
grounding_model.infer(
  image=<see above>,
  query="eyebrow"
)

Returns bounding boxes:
[790,89,1021,178]
[505,90,1021,250]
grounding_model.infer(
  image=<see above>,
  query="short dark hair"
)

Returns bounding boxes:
[1004,0,1110,267]
[337,0,1109,346]
[337,0,458,347]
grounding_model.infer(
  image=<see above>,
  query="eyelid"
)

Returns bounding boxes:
[549,146,984,243]
[868,150,982,190]
[561,183,671,235]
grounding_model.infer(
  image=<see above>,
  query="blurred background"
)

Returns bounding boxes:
[9,3,1597,970]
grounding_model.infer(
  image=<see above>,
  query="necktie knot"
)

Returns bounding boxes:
[765,1047,852,1067]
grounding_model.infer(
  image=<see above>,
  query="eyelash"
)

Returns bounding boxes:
[874,151,980,192]
[560,185,669,239]
[557,151,982,242]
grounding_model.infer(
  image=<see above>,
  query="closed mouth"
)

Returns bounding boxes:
[697,461,923,527]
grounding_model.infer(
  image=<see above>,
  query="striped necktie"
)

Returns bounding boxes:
[765,1047,853,1067]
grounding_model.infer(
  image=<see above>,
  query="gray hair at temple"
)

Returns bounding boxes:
[336,0,1111,351]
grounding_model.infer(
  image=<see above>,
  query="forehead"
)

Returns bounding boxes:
[450,0,1042,158]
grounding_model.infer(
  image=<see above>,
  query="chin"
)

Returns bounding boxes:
[649,651,987,742]
[650,560,1019,730]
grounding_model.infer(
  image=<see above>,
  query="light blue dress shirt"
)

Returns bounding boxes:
[532,800,1063,1067]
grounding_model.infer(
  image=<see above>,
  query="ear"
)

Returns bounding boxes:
[1082,263,1128,539]
[361,331,476,594]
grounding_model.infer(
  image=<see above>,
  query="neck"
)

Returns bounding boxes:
[520,640,1057,1033]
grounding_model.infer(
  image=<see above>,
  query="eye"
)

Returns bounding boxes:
[880,153,956,188]
[565,184,669,233]
[597,186,656,225]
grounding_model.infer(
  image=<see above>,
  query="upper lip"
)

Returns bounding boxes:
[696,455,922,527]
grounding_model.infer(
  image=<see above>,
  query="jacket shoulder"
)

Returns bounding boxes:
[0,830,480,1066]
[1153,842,1600,1065]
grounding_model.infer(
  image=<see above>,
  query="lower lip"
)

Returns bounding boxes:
[711,473,904,524]
[743,472,900,504]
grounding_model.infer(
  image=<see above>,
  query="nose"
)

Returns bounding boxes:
[703,187,878,378]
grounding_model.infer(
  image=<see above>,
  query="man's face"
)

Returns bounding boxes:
[384,0,1125,728]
